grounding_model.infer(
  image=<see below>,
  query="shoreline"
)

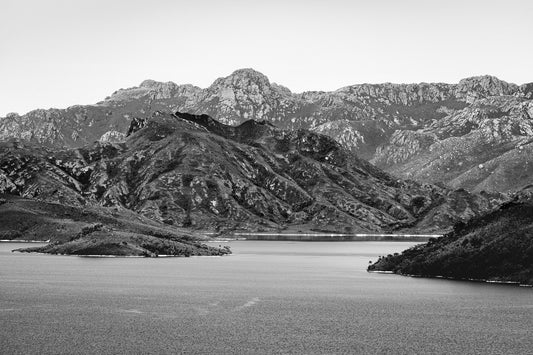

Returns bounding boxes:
[10,250,229,258]
[368,270,533,288]
[230,233,440,242]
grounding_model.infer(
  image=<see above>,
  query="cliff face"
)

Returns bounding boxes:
[368,191,533,285]
[1,69,532,192]
[0,112,501,234]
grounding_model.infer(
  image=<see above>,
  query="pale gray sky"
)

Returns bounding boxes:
[1,0,532,116]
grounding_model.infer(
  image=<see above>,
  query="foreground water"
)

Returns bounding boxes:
[1,241,531,354]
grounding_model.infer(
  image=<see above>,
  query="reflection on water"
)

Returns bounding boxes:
[1,241,532,354]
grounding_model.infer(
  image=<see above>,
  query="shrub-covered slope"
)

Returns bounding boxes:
[368,194,533,285]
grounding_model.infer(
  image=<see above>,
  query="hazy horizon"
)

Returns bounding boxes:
[2,0,532,116]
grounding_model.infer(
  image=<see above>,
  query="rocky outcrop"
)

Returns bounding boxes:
[99,130,126,143]
[372,97,533,192]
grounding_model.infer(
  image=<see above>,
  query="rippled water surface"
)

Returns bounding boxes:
[1,241,532,354]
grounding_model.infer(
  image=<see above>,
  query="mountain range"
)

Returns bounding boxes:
[0,111,502,234]
[2,69,532,193]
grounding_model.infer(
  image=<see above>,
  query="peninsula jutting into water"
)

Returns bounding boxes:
[369,192,533,286]
[0,195,230,257]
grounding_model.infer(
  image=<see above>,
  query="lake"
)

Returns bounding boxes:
[1,241,531,354]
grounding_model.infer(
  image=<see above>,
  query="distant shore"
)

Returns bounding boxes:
[368,270,533,288]
[227,233,441,242]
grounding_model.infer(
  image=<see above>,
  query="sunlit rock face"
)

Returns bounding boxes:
[371,95,533,193]
[1,69,531,192]
[99,130,126,143]
[0,112,502,234]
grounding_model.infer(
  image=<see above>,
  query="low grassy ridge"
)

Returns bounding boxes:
[1,194,230,257]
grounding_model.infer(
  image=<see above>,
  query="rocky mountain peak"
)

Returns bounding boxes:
[519,82,533,98]
[196,68,295,124]
[139,79,162,88]
[209,68,273,93]
[229,68,270,82]
[138,80,181,99]
[4,113,20,119]
[175,111,278,143]
[456,75,518,98]
[2,69,531,194]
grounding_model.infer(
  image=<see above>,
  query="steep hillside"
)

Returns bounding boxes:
[0,112,502,234]
[368,191,533,285]
[371,95,533,193]
[2,69,531,192]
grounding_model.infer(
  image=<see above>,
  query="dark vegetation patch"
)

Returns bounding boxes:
[369,197,533,285]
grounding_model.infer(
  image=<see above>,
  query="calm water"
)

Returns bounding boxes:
[1,241,532,354]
